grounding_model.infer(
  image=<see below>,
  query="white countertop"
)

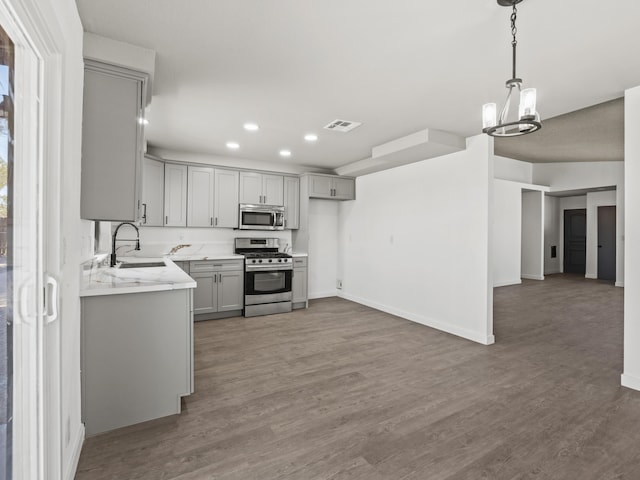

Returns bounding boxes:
[80,257,197,297]
[291,252,308,257]
[166,253,244,261]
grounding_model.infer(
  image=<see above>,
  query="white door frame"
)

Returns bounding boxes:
[0,0,65,478]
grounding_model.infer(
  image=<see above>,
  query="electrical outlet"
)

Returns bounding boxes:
[336,279,343,289]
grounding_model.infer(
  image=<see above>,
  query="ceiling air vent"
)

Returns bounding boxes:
[323,119,362,133]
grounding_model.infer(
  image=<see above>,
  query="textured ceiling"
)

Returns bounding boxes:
[74,0,640,170]
[495,98,624,163]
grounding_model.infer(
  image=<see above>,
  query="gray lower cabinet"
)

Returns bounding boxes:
[81,60,148,221]
[81,288,193,436]
[190,259,244,320]
[292,256,308,309]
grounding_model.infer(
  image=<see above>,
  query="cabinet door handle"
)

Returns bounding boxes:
[284,218,287,228]
[214,273,217,283]
[210,217,213,226]
[142,203,147,224]
[215,217,218,226]
[219,273,222,283]
[45,275,59,324]
[165,215,168,224]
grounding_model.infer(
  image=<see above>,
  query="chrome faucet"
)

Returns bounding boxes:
[111,222,140,267]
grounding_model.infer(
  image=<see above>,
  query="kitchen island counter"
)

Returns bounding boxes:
[80,256,196,297]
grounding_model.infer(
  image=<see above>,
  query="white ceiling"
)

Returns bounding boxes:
[75,0,640,171]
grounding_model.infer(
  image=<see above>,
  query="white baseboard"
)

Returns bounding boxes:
[585,273,598,280]
[621,373,640,392]
[493,279,522,288]
[615,281,624,288]
[308,290,337,300]
[545,269,561,275]
[339,292,494,345]
[521,274,544,281]
[64,423,85,480]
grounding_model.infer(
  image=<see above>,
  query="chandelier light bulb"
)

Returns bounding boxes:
[482,103,497,130]
[519,88,537,119]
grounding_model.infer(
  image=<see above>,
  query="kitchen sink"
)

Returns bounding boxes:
[118,261,166,269]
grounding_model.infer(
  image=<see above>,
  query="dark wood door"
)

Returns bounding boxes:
[564,209,586,274]
[598,206,616,281]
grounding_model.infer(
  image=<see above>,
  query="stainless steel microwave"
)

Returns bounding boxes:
[238,204,285,230]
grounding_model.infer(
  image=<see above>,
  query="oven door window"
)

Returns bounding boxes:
[246,270,292,295]
[242,211,273,227]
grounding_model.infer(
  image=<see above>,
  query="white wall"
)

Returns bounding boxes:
[533,161,623,191]
[493,180,522,287]
[521,191,544,280]
[308,200,339,298]
[493,155,533,183]
[585,190,617,279]
[623,86,640,391]
[54,6,86,480]
[338,135,494,345]
[544,195,560,274]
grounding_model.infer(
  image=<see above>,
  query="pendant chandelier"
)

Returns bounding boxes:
[482,0,541,137]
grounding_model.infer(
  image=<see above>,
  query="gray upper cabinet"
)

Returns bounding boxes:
[239,172,284,206]
[81,60,148,221]
[333,177,356,200]
[283,176,300,230]
[140,155,164,226]
[214,169,240,228]
[307,174,355,200]
[164,163,188,226]
[187,165,215,227]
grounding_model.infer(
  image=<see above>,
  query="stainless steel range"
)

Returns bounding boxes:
[235,238,293,317]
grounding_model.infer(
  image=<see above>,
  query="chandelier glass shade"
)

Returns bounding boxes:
[482,0,541,137]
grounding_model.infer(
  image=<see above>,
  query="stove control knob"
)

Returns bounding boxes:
[252,259,257,263]
[278,259,282,262]
[268,259,273,263]
[258,259,263,263]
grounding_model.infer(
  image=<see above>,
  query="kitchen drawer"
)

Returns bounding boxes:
[190,259,243,272]
[292,257,308,267]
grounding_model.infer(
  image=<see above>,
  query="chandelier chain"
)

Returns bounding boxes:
[511,4,518,47]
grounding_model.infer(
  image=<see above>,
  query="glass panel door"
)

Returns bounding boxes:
[0,24,12,479]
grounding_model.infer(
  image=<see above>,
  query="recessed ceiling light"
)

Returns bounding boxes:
[226,142,240,150]
[243,122,259,131]
[279,149,292,157]
[304,133,318,142]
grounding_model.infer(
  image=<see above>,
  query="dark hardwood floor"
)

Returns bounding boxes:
[75,274,639,479]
